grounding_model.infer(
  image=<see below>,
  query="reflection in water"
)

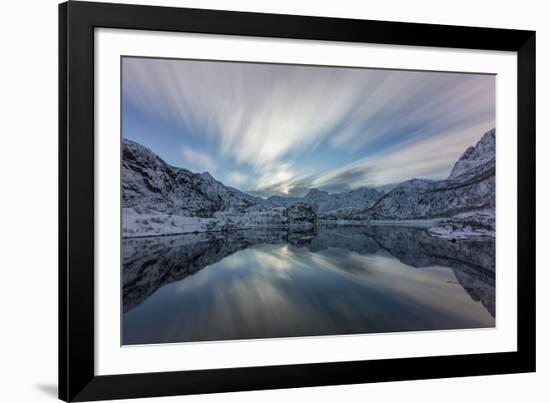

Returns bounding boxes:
[122,226,495,345]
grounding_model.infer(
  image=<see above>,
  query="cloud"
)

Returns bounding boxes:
[250,163,307,196]
[311,166,375,193]
[329,73,495,152]
[123,59,377,168]
[181,147,215,172]
[312,120,494,188]
[124,58,495,194]
[225,171,250,187]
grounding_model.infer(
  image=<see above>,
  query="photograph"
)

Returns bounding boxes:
[120,56,496,346]
[0,0,541,401]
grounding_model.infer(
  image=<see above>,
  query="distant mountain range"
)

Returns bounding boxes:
[122,128,495,238]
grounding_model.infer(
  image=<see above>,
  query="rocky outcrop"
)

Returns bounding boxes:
[286,203,317,224]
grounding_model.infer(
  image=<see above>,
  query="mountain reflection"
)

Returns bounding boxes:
[122,227,495,345]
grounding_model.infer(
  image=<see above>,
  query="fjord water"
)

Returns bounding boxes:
[122,226,495,345]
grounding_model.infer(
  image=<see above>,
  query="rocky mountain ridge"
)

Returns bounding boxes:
[123,139,260,218]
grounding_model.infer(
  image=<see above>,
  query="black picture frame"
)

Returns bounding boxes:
[59,1,536,401]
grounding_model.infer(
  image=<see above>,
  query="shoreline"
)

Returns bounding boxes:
[122,219,494,240]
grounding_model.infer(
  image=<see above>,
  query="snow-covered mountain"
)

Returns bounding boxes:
[366,128,495,226]
[122,128,495,238]
[123,139,260,217]
[122,139,383,236]
[123,140,323,236]
[449,128,495,179]
[123,139,382,218]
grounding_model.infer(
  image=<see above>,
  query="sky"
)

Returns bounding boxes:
[122,57,495,197]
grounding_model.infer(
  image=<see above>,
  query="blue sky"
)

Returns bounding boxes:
[122,57,495,197]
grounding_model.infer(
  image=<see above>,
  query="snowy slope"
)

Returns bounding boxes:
[123,139,260,218]
[366,128,495,225]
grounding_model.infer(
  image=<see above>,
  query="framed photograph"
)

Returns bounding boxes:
[59,1,536,401]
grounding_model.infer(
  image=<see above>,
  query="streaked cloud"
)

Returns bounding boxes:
[181,147,215,173]
[312,120,493,189]
[225,171,250,187]
[123,57,495,195]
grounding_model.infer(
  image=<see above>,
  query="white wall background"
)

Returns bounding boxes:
[0,0,547,402]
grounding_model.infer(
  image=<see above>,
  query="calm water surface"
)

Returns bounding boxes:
[122,226,495,345]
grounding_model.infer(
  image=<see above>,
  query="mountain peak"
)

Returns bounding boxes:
[448,128,495,180]
[480,127,496,143]
[199,172,214,181]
